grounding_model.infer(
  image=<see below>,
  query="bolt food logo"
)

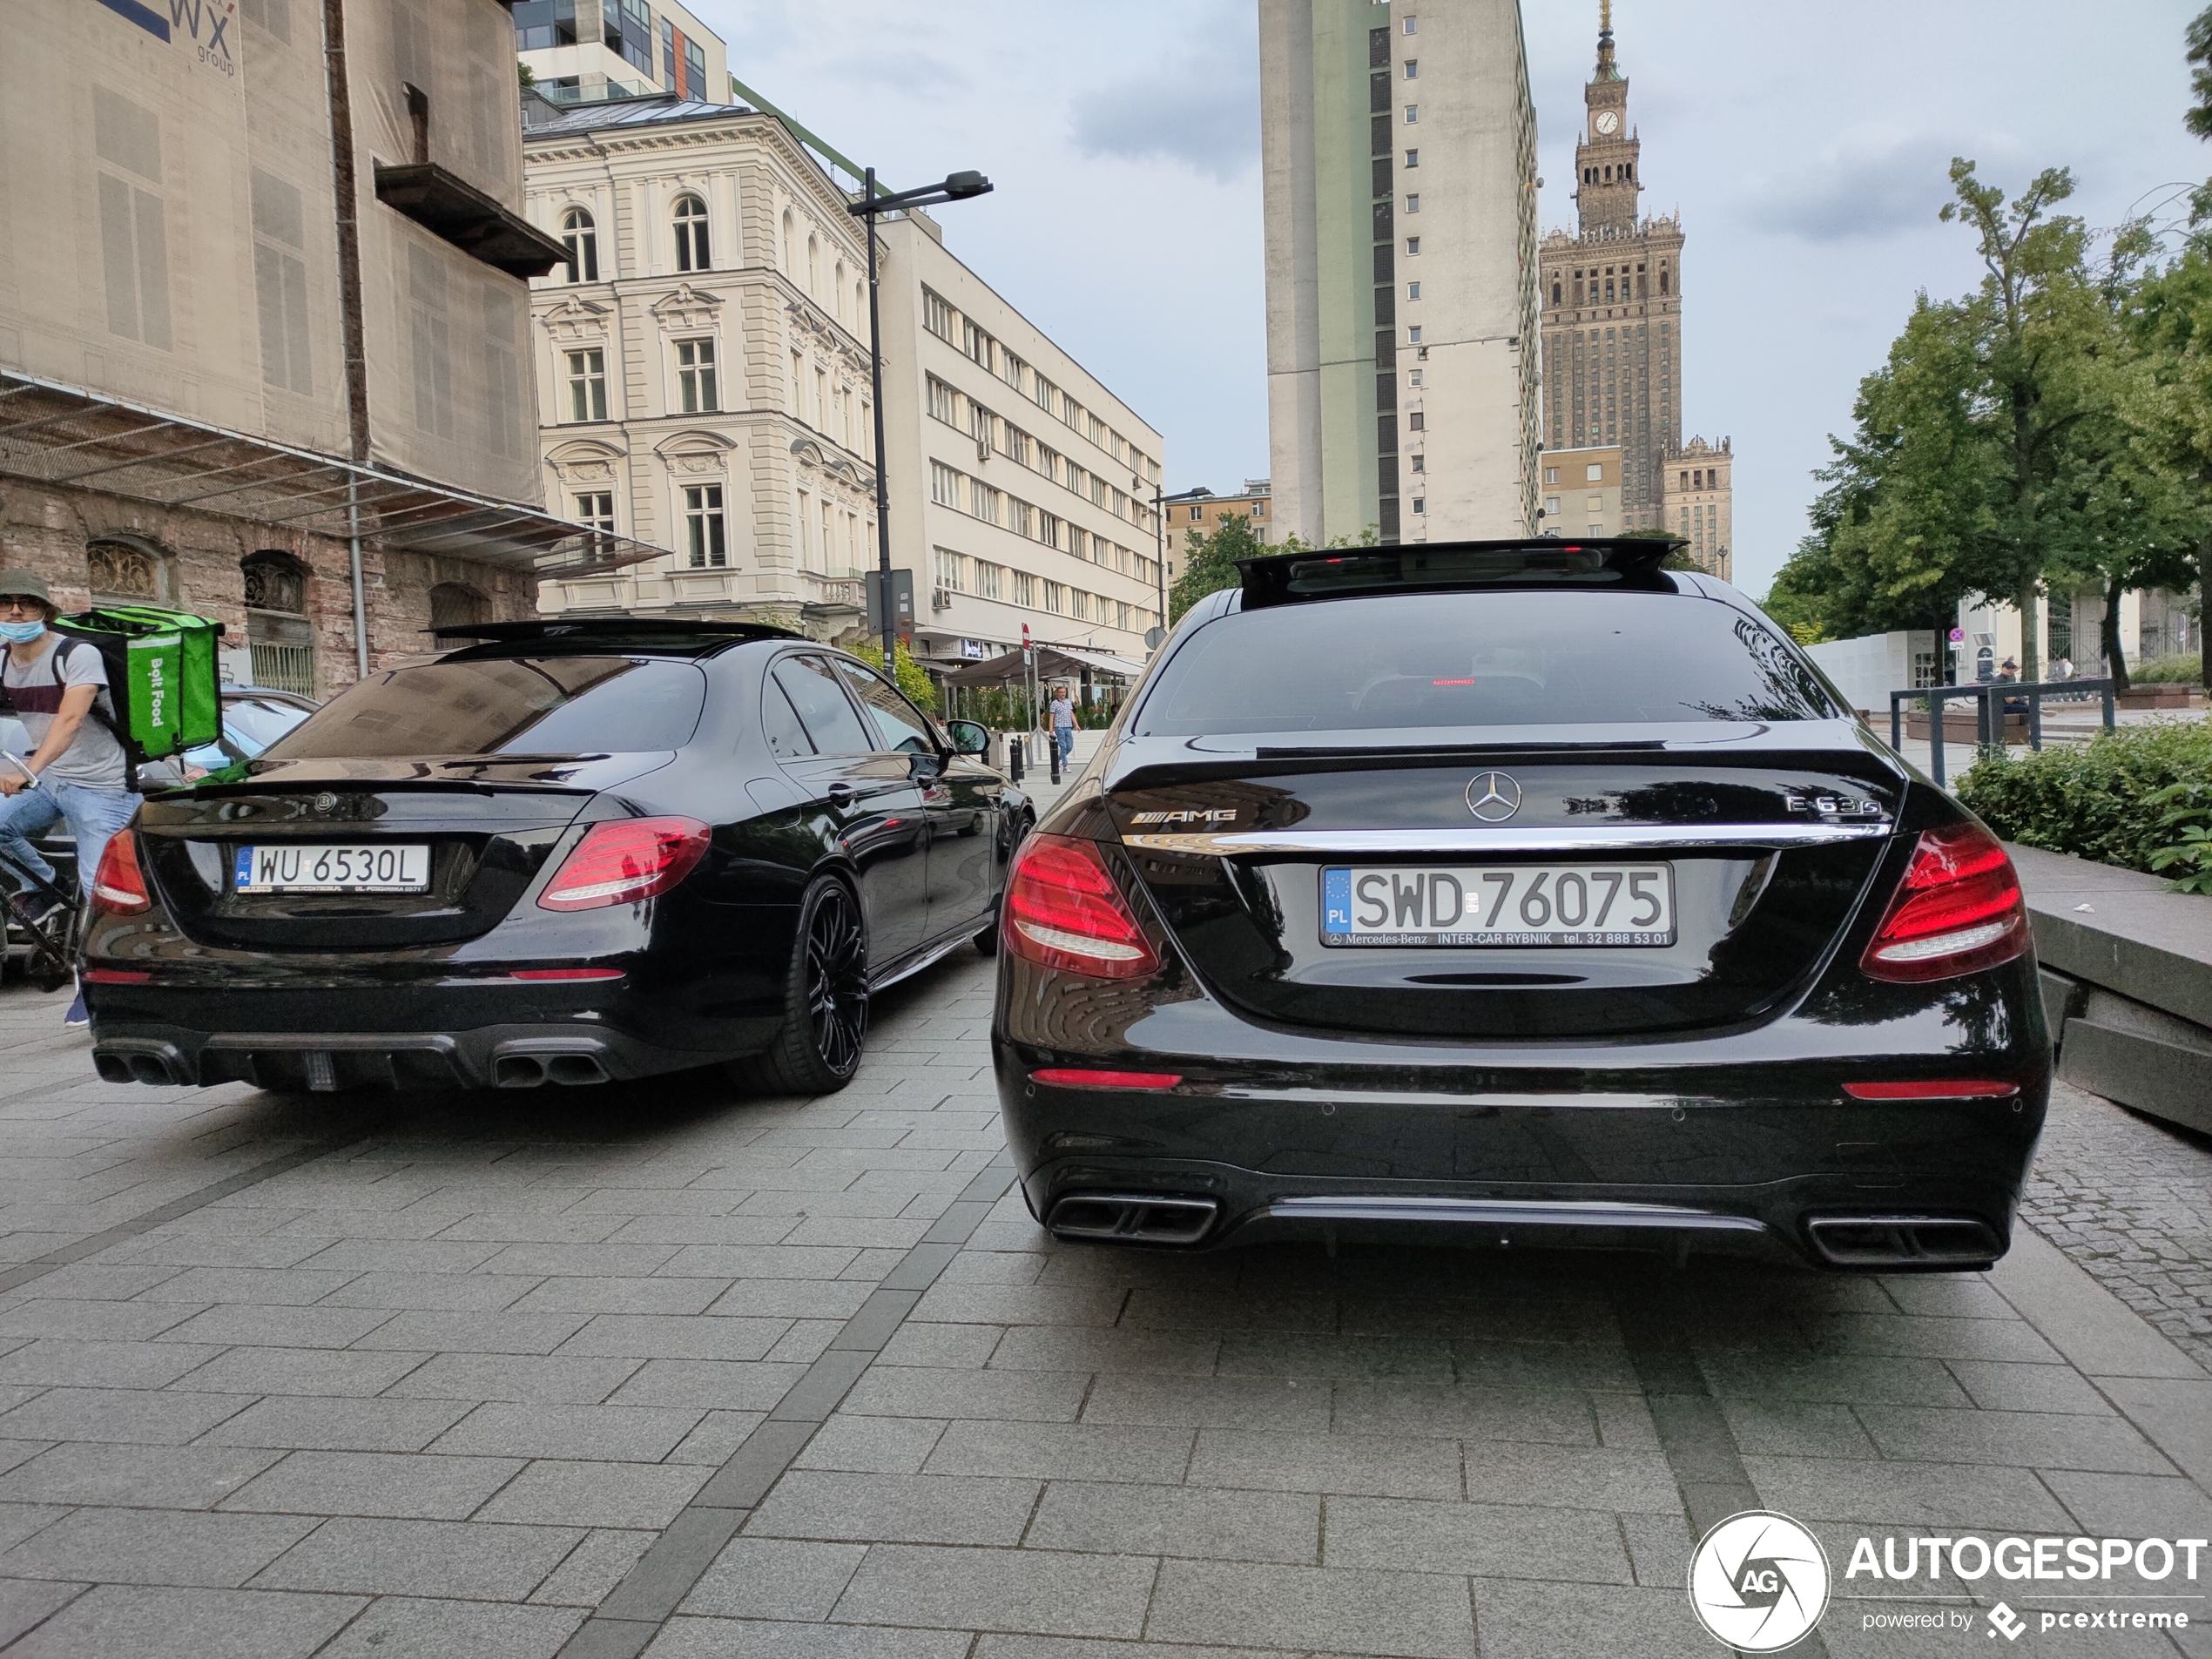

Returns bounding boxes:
[94,0,238,76]
[1689,1511,1831,1651]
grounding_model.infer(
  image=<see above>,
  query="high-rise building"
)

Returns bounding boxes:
[1260,0,1539,548]
[1664,437,1732,581]
[515,0,726,110]
[1537,4,1683,530]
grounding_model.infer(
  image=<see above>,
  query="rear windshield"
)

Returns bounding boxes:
[260,657,706,760]
[1133,592,1838,735]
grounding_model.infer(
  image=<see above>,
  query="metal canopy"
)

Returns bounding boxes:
[0,373,667,581]
[938,644,1148,689]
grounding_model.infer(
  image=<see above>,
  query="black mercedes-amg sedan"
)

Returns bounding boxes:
[993,541,2051,1271]
[84,620,1028,1095]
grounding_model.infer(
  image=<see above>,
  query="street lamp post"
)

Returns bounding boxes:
[1150,485,1213,651]
[850,167,993,671]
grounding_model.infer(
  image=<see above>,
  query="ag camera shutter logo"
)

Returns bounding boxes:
[1688,1511,1831,1651]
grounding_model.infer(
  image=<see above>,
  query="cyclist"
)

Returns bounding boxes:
[0,570,138,1028]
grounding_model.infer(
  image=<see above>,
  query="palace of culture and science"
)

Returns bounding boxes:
[1539,6,1732,577]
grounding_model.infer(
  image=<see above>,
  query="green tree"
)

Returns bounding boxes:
[2121,249,2212,690]
[846,637,939,712]
[1165,512,1257,624]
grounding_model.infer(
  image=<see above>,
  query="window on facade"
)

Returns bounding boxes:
[1407,280,1420,300]
[575,491,614,534]
[931,461,961,507]
[1070,591,1090,622]
[672,194,710,272]
[250,167,311,394]
[1405,148,1420,168]
[1404,104,1418,123]
[934,548,965,593]
[923,288,954,341]
[975,561,1002,602]
[1408,411,1425,431]
[1402,14,1416,31]
[1008,499,1034,539]
[565,348,607,423]
[1043,580,1065,614]
[675,338,718,413]
[1405,193,1420,214]
[1403,60,1417,78]
[1408,368,1422,388]
[1032,373,1055,414]
[927,376,955,425]
[963,319,995,372]
[93,88,172,351]
[970,481,1001,524]
[683,484,726,568]
[561,206,598,283]
[1405,237,1420,256]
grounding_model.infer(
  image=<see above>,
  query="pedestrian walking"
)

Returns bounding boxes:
[0,570,139,1028]
[1049,684,1076,768]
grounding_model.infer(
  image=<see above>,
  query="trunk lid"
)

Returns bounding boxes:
[1103,726,1902,1039]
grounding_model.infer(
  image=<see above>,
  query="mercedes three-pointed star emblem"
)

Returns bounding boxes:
[1465,772,1521,823]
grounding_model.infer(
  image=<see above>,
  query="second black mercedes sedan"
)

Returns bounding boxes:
[994,541,2052,1272]
[83,620,1029,1095]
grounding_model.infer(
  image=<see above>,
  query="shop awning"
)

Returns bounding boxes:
[0,372,667,581]
[937,643,1150,689]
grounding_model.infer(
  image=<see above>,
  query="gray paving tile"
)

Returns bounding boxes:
[1945,1359,2116,1414]
[1460,1441,1684,1513]
[166,1346,433,1398]
[1027,1480,1319,1564]
[699,1279,875,1320]
[664,1410,767,1466]
[479,1244,683,1277]
[1742,1454,2079,1530]
[555,1315,789,1362]
[0,1507,316,1588]
[352,1312,590,1355]
[0,1339,221,1389]
[294,1239,504,1273]
[1802,1312,2062,1363]
[1618,1510,1693,1588]
[2037,1469,2212,1536]
[1695,1350,1973,1406]
[429,1403,703,1462]
[656,1245,860,1278]
[248,1517,583,1600]
[527,1527,653,1607]
[475,1460,710,1528]
[153,1304,401,1348]
[508,1278,723,1316]
[1188,1428,1461,1500]
[1148,1558,1475,1657]
[1717,1398,1879,1460]
[793,1415,947,1474]
[911,1283,1128,1326]
[1447,1339,1642,1392]
[312,1595,584,1659]
[923,1420,1194,1484]
[0,1442,282,1509]
[0,1386,253,1446]
[832,1541,1155,1638]
[316,1271,545,1312]
[1332,1381,1601,1446]
[1080,1373,1333,1433]
[840,1366,1089,1422]
[0,1578,87,1649]
[0,1507,67,1555]
[747,1469,1041,1545]
[133,1266,361,1305]
[220,1451,525,1520]
[874,1322,1002,1368]
[1856,1404,2173,1473]
[986,1325,1220,1375]
[381,1352,644,1406]
[1216,1332,1455,1383]
[604,1360,805,1412]
[0,1298,203,1341]
[1324,1494,1633,1582]
[1473,1576,1716,1659]
[205,1396,475,1453]
[678,1536,867,1619]
[641,1616,973,1659]
[0,1584,363,1659]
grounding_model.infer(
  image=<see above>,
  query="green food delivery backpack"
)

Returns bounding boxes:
[51,606,226,764]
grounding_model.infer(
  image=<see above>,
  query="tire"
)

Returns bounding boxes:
[729,877,869,1095]
[973,913,1000,956]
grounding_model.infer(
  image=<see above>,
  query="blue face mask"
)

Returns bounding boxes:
[0,620,46,645]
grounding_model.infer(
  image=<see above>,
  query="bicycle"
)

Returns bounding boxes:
[0,843,83,994]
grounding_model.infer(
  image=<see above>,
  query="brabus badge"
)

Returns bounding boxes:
[1466,772,1521,823]
[313,792,340,815]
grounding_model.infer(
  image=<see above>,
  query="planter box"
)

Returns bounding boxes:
[2116,684,2200,709]
[1905,710,2029,743]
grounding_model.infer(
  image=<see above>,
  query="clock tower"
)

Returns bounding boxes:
[1575,1,1640,235]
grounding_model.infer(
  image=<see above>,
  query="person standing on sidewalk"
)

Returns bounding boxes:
[1049,684,1076,769]
[0,571,139,1028]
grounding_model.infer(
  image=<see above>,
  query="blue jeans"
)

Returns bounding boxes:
[1055,725,1075,764]
[0,779,139,900]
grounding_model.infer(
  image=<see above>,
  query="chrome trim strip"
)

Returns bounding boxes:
[1121,823,1892,855]
[1258,1196,1767,1233]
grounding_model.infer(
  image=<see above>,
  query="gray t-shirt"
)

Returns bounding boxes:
[3,637,130,791]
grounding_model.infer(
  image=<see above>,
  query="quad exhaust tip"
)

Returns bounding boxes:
[1048,1192,1219,1246]
[1806,1214,2000,1269]
[493,1052,611,1089]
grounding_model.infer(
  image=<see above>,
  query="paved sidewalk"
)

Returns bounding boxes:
[0,961,2206,1657]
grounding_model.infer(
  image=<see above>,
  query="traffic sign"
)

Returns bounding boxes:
[1948,626,1966,644]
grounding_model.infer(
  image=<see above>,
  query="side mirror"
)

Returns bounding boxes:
[946,719,989,757]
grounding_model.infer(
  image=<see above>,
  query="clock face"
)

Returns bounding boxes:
[1595,110,1621,136]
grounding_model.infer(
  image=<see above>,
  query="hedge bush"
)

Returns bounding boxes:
[2131,651,2203,685]
[1954,718,2212,873]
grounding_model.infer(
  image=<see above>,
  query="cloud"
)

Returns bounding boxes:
[1068,3,1258,183]
[1738,128,2024,243]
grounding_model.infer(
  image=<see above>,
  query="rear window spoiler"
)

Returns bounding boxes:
[1235,537,1689,608]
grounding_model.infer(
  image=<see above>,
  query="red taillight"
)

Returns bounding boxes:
[538,818,711,912]
[509,968,626,981]
[1843,1080,2020,1101]
[1003,833,1160,981]
[82,969,152,984]
[1031,1068,1184,1090]
[91,833,151,916]
[1859,821,2028,983]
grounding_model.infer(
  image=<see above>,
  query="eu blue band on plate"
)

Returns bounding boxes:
[233,846,253,887]
[1322,867,1352,934]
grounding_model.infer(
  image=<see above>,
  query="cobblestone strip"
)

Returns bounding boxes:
[0,1123,383,1297]
[1610,1273,1834,1659]
[554,1149,1021,1659]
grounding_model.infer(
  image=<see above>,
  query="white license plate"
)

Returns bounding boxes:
[234,844,432,894]
[1321,863,1675,948]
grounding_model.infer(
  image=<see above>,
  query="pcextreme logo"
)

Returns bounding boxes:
[1689,1511,1831,1652]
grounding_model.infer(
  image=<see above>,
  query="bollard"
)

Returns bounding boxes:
[1049,732,1062,786]
[1008,733,1024,782]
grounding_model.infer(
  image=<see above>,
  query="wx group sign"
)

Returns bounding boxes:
[95,0,238,77]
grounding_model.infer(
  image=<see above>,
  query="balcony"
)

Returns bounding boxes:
[373,163,569,279]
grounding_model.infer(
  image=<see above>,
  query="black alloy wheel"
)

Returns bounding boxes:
[732,876,869,1095]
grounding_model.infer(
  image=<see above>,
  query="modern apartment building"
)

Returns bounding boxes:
[515,0,725,108]
[1540,446,1622,538]
[1536,7,1686,530]
[523,97,1166,676]
[1260,0,1539,548]
[1662,436,1732,581]
[0,0,641,696]
[1164,482,1277,549]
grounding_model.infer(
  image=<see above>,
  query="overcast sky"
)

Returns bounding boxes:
[686,0,2211,599]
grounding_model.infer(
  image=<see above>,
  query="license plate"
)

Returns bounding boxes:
[234,844,431,894]
[1321,864,1674,948]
